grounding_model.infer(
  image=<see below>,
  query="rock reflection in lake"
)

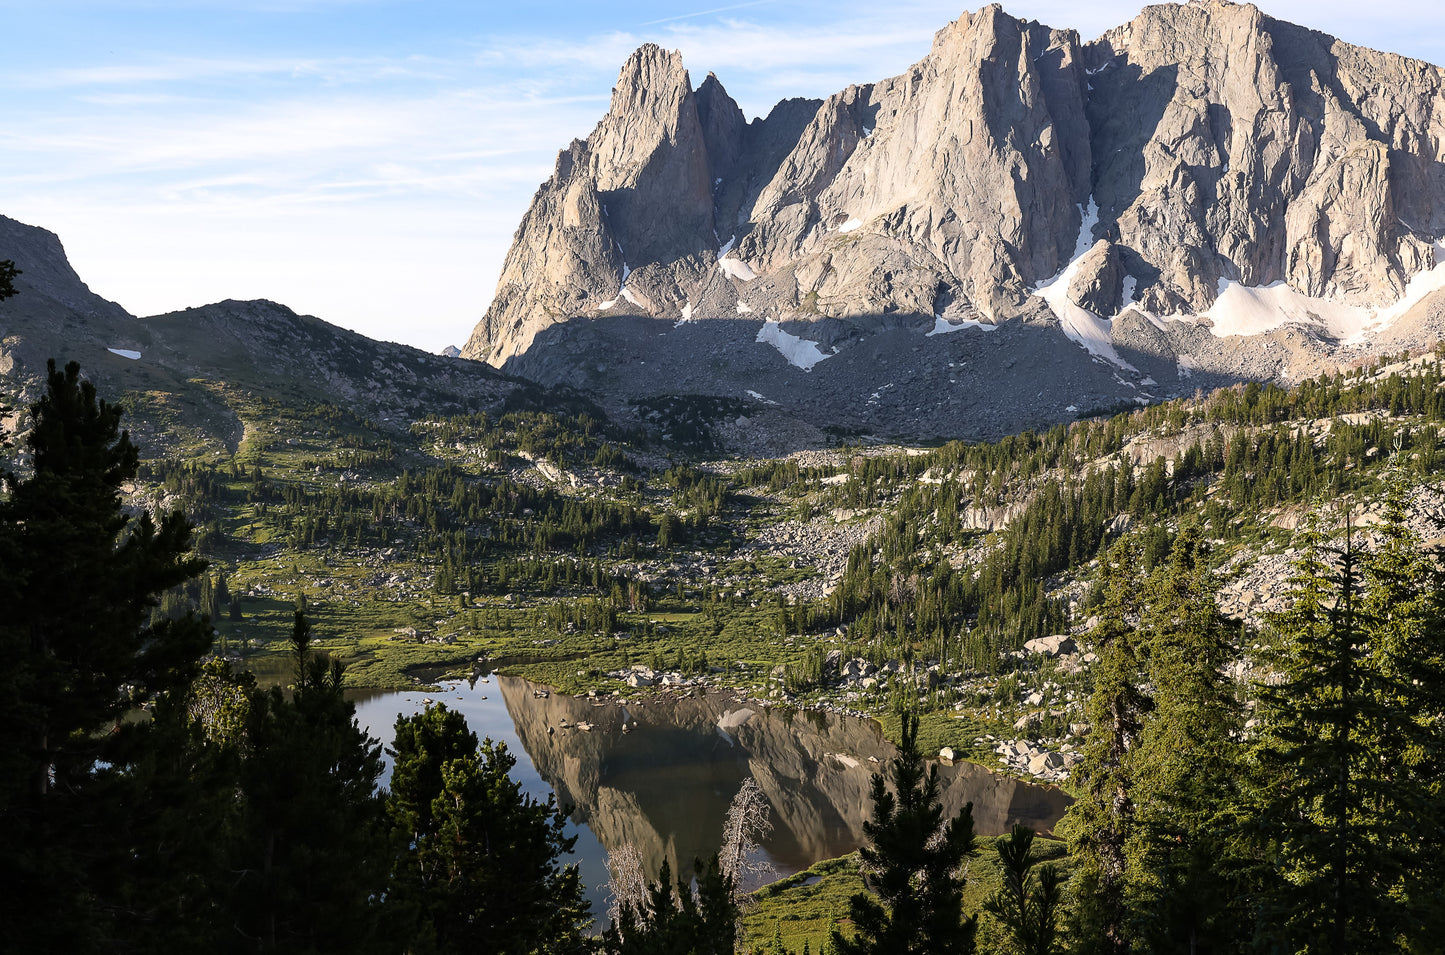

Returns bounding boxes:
[495,677,1072,886]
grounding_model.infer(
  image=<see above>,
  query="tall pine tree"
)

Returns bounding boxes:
[1061,537,1147,955]
[1359,478,1445,938]
[831,711,977,955]
[0,360,211,951]
[225,612,390,953]
[1125,525,1248,952]
[1250,505,1430,953]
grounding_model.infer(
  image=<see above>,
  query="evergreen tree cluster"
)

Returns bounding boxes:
[774,351,1445,721]
[1062,498,1445,954]
[0,363,590,954]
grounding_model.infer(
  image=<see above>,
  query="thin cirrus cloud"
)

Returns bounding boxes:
[17,53,456,91]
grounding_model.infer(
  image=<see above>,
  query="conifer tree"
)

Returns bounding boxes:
[0,259,18,301]
[1125,525,1247,952]
[0,359,211,950]
[1250,507,1433,953]
[1354,478,1445,941]
[983,825,1064,955]
[226,611,389,953]
[830,711,977,955]
[98,672,244,952]
[1061,537,1147,955]
[387,703,590,954]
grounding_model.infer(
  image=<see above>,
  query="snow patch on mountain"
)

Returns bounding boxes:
[1034,199,1138,370]
[926,316,998,336]
[1165,241,1445,343]
[756,321,831,371]
[719,256,757,281]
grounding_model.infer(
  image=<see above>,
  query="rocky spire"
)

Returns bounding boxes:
[462,0,1445,417]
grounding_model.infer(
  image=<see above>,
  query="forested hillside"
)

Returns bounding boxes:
[4,345,1445,953]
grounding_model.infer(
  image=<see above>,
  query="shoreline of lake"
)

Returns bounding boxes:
[346,673,1073,923]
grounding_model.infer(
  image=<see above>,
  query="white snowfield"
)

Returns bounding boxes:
[1036,198,1445,367]
[837,217,863,234]
[756,321,831,371]
[926,316,998,336]
[1033,199,1140,371]
[107,348,141,360]
[719,255,757,281]
[1179,243,1445,342]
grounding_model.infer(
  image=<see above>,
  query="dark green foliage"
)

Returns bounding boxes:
[1124,525,1248,953]
[602,856,737,955]
[1061,539,1147,955]
[984,826,1064,955]
[0,359,211,951]
[830,712,977,955]
[224,612,390,952]
[1358,480,1445,939]
[0,259,19,300]
[801,353,1445,684]
[631,394,751,453]
[501,382,611,422]
[1249,492,1445,954]
[97,679,243,952]
[1065,529,1251,954]
[387,704,591,954]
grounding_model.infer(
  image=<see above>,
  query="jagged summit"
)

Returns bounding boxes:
[459,1,1445,443]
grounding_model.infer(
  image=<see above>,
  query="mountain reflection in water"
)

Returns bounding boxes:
[496,676,1072,886]
[352,675,1072,911]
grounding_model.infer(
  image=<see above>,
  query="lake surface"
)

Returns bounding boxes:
[350,676,1072,923]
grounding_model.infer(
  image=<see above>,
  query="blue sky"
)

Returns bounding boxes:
[2,0,1443,354]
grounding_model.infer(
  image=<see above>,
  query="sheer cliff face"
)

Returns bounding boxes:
[463,45,717,364]
[1086,1,1445,314]
[463,7,1095,363]
[463,1,1445,393]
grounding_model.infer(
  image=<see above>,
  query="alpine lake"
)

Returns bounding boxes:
[342,673,1073,921]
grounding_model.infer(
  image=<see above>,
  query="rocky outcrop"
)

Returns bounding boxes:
[1068,241,1124,315]
[1087,1,1445,313]
[455,1,1445,448]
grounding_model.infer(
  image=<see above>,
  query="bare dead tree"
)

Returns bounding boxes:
[720,776,774,898]
[604,842,648,926]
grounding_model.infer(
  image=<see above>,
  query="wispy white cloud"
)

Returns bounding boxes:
[640,0,776,27]
[8,51,459,91]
